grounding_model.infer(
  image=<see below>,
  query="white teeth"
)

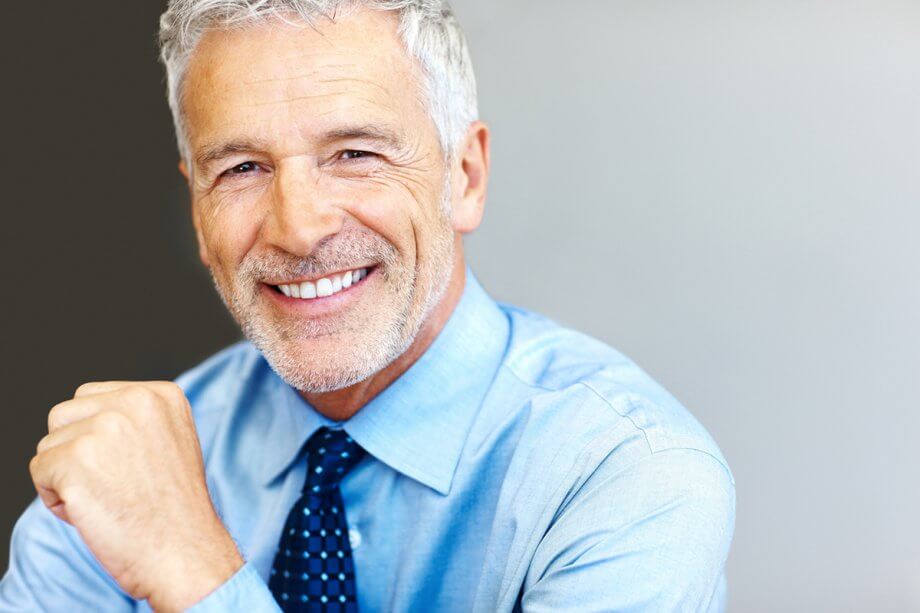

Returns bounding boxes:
[316,278,333,297]
[277,267,370,300]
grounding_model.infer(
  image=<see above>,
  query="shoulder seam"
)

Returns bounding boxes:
[579,380,733,479]
[500,362,656,456]
[579,380,655,455]
[501,362,731,480]
[648,446,736,485]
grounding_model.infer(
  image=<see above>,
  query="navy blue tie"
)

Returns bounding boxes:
[269,426,366,612]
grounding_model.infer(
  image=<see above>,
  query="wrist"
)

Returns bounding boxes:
[146,526,245,612]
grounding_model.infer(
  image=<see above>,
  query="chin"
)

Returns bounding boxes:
[261,349,374,393]
[253,327,413,394]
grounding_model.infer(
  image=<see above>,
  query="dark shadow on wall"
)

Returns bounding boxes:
[0,1,242,569]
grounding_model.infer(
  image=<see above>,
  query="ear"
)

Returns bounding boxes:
[178,159,211,269]
[450,121,490,234]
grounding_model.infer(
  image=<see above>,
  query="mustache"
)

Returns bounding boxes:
[236,230,399,282]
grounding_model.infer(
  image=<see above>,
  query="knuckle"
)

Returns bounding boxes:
[161,382,185,403]
[138,385,159,404]
[47,402,67,431]
[74,381,100,397]
[124,385,157,409]
[35,434,51,455]
[163,383,193,417]
[94,411,128,436]
[28,453,41,477]
[148,381,185,412]
[70,437,97,464]
[58,483,82,506]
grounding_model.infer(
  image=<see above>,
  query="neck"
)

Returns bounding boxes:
[299,245,467,421]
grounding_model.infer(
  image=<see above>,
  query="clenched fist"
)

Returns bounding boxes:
[29,381,244,612]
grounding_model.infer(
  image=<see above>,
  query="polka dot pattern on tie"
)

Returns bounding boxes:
[269,426,366,612]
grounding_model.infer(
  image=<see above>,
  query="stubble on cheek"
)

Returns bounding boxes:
[217,225,409,341]
[195,160,454,392]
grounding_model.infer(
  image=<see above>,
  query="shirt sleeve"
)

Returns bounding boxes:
[0,497,281,613]
[0,496,133,611]
[185,562,281,613]
[521,447,736,613]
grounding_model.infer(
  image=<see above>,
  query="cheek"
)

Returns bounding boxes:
[198,200,262,275]
[346,187,423,263]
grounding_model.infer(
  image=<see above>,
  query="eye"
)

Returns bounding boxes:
[339,150,377,161]
[222,161,260,177]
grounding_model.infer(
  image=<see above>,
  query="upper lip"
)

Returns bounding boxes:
[264,264,375,286]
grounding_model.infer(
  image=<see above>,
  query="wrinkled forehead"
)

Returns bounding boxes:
[180,9,432,155]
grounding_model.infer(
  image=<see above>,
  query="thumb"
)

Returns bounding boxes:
[37,484,72,524]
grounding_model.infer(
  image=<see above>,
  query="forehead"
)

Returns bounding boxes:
[181,8,430,154]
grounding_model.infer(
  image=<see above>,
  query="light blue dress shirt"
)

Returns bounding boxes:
[1,268,735,612]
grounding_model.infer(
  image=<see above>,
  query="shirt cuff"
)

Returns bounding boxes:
[185,562,280,612]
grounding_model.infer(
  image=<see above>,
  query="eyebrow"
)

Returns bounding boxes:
[195,140,267,169]
[322,125,406,149]
[193,125,407,170]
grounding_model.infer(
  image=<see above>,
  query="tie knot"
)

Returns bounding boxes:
[302,426,366,493]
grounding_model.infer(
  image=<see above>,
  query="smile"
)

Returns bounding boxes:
[274,267,372,300]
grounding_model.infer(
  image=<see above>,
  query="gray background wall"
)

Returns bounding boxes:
[456,1,920,610]
[1,1,917,611]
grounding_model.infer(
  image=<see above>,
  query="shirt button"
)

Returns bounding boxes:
[348,528,362,549]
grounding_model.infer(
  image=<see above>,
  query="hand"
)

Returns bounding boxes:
[29,381,244,612]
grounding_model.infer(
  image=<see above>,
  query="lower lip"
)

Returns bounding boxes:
[262,267,377,317]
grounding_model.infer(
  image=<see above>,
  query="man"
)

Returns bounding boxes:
[0,1,735,611]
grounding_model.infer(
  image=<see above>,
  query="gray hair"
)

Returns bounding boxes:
[158,0,478,164]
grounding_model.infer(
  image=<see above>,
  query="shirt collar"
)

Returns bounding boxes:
[260,266,510,496]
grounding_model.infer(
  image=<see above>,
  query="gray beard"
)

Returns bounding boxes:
[209,175,455,393]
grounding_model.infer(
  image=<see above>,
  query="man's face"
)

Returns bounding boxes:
[180,8,458,392]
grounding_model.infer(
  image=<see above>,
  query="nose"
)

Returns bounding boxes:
[261,159,344,256]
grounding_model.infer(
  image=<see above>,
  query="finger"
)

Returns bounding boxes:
[73,381,183,413]
[52,382,190,440]
[36,484,69,524]
[29,441,81,524]
[74,381,148,399]
[48,389,139,433]
[37,415,99,454]
[47,396,107,433]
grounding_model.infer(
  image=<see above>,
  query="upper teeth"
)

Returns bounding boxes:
[278,268,368,300]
